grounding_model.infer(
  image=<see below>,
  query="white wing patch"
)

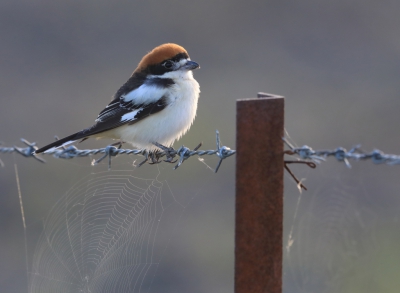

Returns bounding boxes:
[122,82,169,104]
[120,109,141,122]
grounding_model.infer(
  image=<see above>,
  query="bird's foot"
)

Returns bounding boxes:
[152,142,178,164]
[138,149,163,166]
[148,150,163,165]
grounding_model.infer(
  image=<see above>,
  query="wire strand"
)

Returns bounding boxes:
[1,131,235,172]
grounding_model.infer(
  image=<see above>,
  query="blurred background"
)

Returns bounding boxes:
[1,0,400,292]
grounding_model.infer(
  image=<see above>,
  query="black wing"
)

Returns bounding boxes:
[36,74,173,153]
[36,97,168,154]
[83,96,168,136]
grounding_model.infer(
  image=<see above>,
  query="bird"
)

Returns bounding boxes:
[35,43,200,155]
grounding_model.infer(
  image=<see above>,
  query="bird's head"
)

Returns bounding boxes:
[134,43,200,75]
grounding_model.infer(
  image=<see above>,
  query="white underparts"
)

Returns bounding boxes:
[115,70,200,150]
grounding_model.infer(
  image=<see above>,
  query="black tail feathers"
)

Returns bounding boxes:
[35,131,87,154]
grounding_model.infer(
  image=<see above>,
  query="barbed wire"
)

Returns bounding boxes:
[0,130,235,172]
[2,133,400,172]
[283,138,400,168]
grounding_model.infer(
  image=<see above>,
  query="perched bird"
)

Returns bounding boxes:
[35,43,200,154]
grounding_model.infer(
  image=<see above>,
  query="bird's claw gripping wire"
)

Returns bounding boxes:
[149,131,236,172]
[137,149,164,166]
[152,142,178,164]
[147,151,164,165]
[139,142,202,169]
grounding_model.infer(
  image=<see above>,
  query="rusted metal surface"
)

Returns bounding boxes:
[235,93,284,293]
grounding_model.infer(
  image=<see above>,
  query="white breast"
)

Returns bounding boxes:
[114,71,200,150]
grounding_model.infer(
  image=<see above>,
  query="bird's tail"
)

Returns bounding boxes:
[35,131,88,154]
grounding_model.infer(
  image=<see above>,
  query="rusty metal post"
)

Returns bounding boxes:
[235,93,284,293]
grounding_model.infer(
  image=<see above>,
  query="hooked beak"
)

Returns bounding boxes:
[182,60,200,70]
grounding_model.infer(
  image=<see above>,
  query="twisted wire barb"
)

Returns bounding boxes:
[0,131,236,172]
[283,138,400,168]
[4,134,400,171]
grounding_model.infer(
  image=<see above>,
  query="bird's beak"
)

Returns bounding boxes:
[182,60,200,70]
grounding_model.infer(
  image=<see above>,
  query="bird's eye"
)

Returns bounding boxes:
[163,61,173,69]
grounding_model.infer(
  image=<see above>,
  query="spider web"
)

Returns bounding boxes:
[283,160,400,293]
[27,162,187,293]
